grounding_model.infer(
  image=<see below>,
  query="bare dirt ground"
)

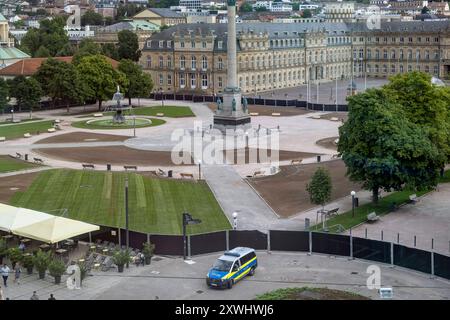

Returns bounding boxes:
[309,112,348,122]
[248,160,360,217]
[34,146,192,167]
[0,172,39,203]
[35,132,130,144]
[207,104,312,117]
[224,148,318,164]
[315,137,339,151]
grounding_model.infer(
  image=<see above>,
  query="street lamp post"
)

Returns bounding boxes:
[245,131,249,149]
[160,89,164,107]
[232,212,238,230]
[133,115,136,137]
[182,212,202,260]
[198,159,202,180]
[11,109,14,122]
[125,177,130,268]
[351,190,356,218]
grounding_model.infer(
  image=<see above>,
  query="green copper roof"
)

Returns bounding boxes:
[130,20,160,31]
[0,47,30,60]
[0,14,7,22]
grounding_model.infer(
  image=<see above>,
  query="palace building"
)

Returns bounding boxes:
[139,20,450,95]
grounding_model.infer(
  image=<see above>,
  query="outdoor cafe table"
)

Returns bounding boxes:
[2,235,13,240]
[39,244,51,251]
[55,249,68,255]
[20,238,31,243]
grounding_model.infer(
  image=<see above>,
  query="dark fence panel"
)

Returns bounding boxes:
[337,104,348,112]
[247,98,255,105]
[276,100,287,106]
[175,94,184,100]
[287,100,297,107]
[165,94,175,100]
[393,244,431,274]
[119,229,147,250]
[229,230,267,250]
[434,253,450,280]
[269,230,309,252]
[190,231,227,255]
[184,94,193,101]
[254,98,265,105]
[312,232,350,256]
[265,99,275,106]
[324,104,338,112]
[353,237,391,264]
[296,100,307,108]
[193,96,204,103]
[150,234,184,256]
[204,96,214,102]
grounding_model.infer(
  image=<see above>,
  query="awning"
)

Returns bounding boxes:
[0,203,99,243]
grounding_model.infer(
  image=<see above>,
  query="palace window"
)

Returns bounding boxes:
[202,56,207,69]
[201,74,208,88]
[218,41,223,49]
[159,74,163,85]
[167,74,172,85]
[159,56,164,68]
[146,56,151,68]
[191,56,197,69]
[180,73,185,87]
[190,74,196,88]
[191,41,195,48]
[167,56,172,68]
[218,57,223,70]
[218,76,223,87]
[180,56,186,69]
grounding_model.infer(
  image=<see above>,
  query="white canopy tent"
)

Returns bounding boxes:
[0,203,99,243]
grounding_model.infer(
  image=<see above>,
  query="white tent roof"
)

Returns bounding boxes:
[0,203,99,243]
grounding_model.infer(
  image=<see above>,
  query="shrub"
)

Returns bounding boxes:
[33,249,52,274]
[48,259,66,277]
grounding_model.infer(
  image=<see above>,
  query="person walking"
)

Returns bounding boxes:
[48,294,56,300]
[139,252,145,266]
[18,242,26,253]
[14,263,21,285]
[30,291,39,300]
[1,264,10,287]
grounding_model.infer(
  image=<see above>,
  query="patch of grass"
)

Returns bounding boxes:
[71,118,166,130]
[0,120,54,140]
[311,189,429,231]
[439,170,450,183]
[77,106,195,118]
[10,169,230,235]
[255,287,369,300]
[0,156,41,173]
[0,118,43,125]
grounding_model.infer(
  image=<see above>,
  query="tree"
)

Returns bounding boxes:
[56,43,76,57]
[73,38,102,64]
[81,10,104,26]
[34,58,86,113]
[102,43,119,60]
[118,59,153,105]
[34,45,51,57]
[255,6,268,12]
[240,2,253,12]
[292,3,299,11]
[117,30,141,61]
[421,6,430,14]
[20,16,69,57]
[338,89,441,204]
[306,167,332,210]
[302,9,312,18]
[0,79,9,114]
[76,55,128,110]
[8,76,43,117]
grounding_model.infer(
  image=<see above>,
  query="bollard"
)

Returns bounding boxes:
[381,230,384,241]
[365,228,367,239]
[107,164,111,171]
[397,233,400,244]
[431,238,434,250]
[317,155,321,163]
[414,235,416,247]
[25,154,28,161]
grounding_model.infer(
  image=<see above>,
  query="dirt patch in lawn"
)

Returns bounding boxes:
[0,172,40,203]
[316,137,339,151]
[34,146,192,167]
[224,148,318,164]
[207,104,311,117]
[35,132,130,144]
[248,160,360,217]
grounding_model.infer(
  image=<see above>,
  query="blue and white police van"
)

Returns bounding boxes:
[206,247,257,289]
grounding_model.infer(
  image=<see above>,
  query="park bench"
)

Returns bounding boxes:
[156,113,164,117]
[124,165,138,171]
[12,119,21,123]
[33,158,43,164]
[158,168,166,176]
[16,152,22,159]
[82,164,95,170]
[330,117,339,121]
[409,194,418,204]
[54,124,62,130]
[327,207,339,216]
[271,112,281,116]
[180,172,194,179]
[253,170,263,177]
[367,212,380,222]
[312,115,321,119]
[93,113,103,117]
[47,128,56,133]
[250,112,259,116]
[54,119,61,123]
[0,137,5,142]
[23,133,31,138]
[334,139,339,145]
[291,159,303,165]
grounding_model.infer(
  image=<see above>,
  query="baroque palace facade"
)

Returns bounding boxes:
[139,20,450,95]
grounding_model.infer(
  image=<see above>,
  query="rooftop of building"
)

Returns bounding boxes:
[98,19,160,32]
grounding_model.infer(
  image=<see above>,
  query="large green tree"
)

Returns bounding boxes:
[306,167,332,210]
[72,38,102,64]
[20,16,69,57]
[81,10,104,26]
[118,59,153,105]
[338,88,441,204]
[117,30,141,61]
[34,58,86,113]
[8,76,43,117]
[75,55,128,110]
[102,43,120,60]
[0,78,9,114]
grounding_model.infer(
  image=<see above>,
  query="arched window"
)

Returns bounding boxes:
[202,56,208,69]
[218,57,223,70]
[159,56,164,68]
[191,56,197,69]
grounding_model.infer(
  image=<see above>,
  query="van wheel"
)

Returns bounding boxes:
[227,280,233,289]
[249,267,255,276]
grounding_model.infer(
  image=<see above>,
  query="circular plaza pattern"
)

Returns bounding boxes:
[71,117,165,130]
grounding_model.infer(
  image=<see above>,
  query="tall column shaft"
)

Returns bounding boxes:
[227,5,237,89]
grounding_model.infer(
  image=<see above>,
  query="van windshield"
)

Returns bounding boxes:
[212,259,233,272]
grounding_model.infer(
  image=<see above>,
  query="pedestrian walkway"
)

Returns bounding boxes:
[0,166,52,178]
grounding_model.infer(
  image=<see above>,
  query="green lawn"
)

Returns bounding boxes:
[0,156,41,173]
[255,287,369,300]
[78,106,195,118]
[0,118,43,125]
[0,120,54,140]
[10,169,230,235]
[71,118,166,130]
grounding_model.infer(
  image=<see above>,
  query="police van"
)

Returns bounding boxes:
[206,247,257,289]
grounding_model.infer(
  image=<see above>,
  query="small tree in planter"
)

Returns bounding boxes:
[23,254,34,275]
[77,261,88,286]
[0,239,7,264]
[33,249,52,279]
[142,242,155,265]
[7,247,23,269]
[49,259,66,285]
[112,249,131,273]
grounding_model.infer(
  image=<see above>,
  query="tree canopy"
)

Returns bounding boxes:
[81,10,104,26]
[306,167,332,209]
[118,30,141,61]
[118,59,153,105]
[8,76,43,114]
[0,78,9,113]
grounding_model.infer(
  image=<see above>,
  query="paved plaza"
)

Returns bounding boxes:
[2,252,449,300]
